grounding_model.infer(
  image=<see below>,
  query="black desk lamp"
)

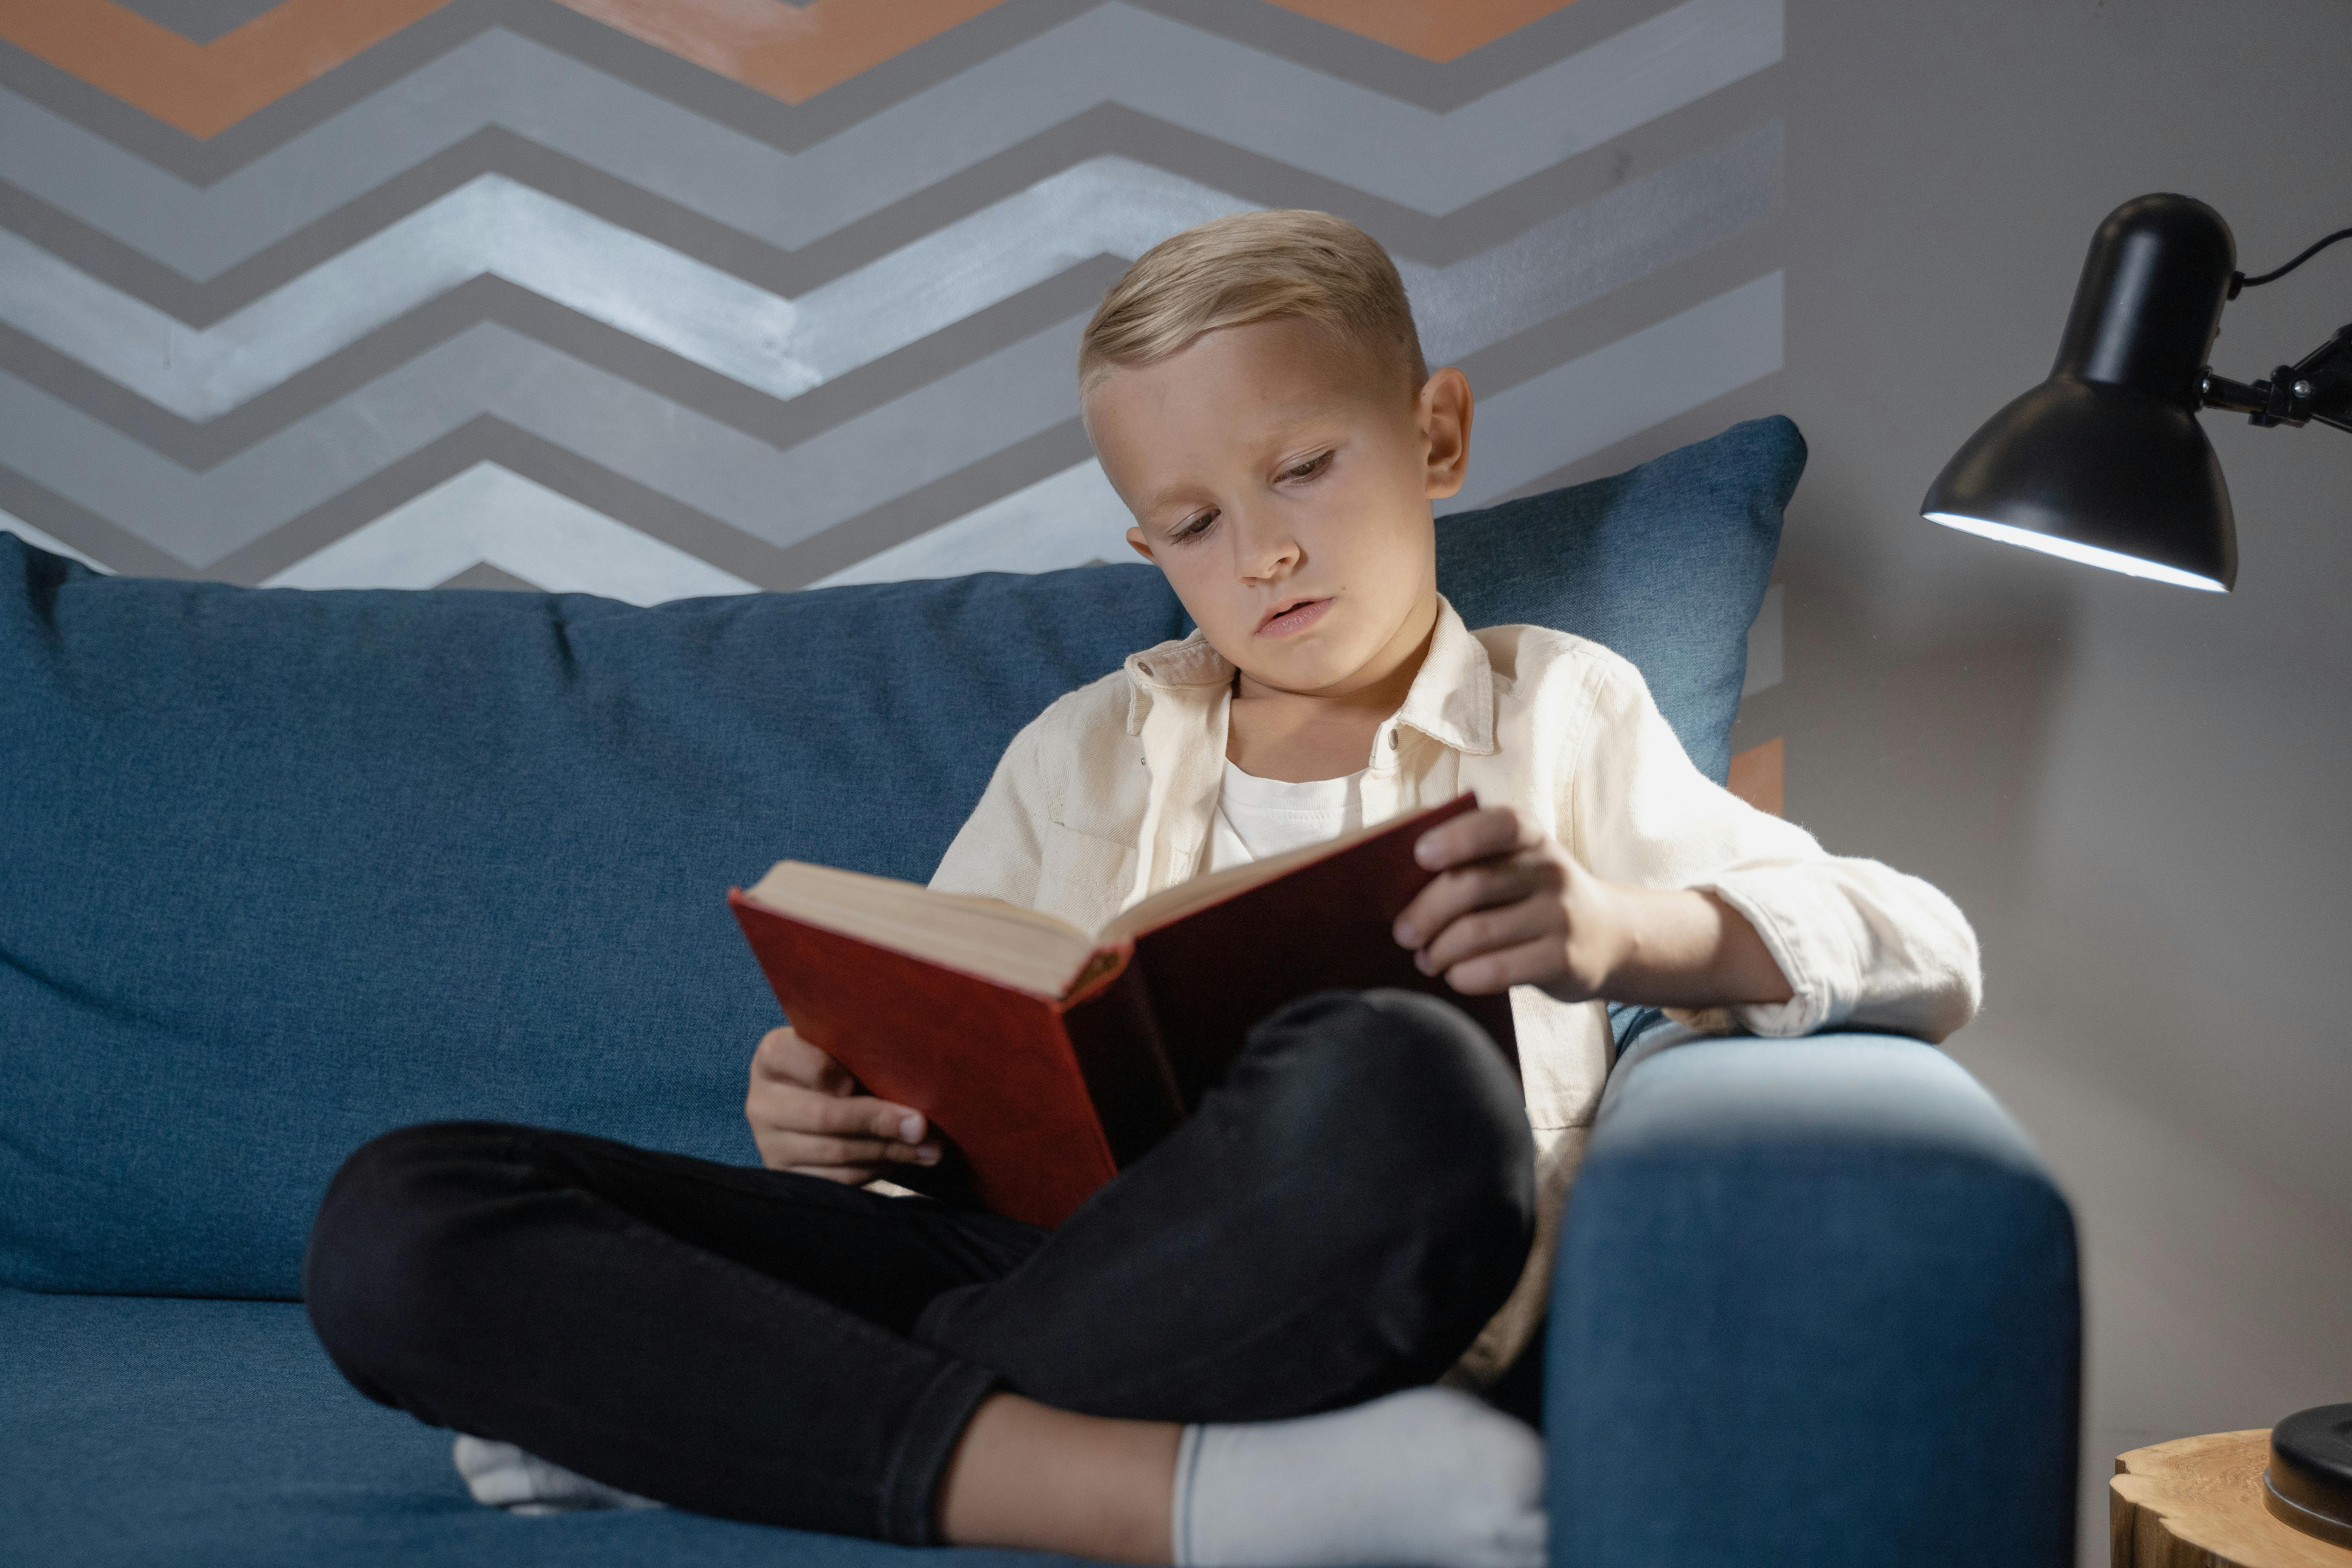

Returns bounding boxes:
[1920,193,2352,1549]
[1922,193,2350,592]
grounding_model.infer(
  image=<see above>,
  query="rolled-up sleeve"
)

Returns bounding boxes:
[1568,655,1981,1042]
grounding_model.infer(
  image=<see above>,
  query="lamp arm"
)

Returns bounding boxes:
[2201,321,2352,435]
[2200,222,2352,434]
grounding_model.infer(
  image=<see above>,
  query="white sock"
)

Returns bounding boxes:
[450,1434,664,1515]
[1172,1386,1546,1568]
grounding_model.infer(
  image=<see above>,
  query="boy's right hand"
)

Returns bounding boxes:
[746,1025,945,1182]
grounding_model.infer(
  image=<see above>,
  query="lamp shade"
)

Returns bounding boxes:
[1923,194,2240,591]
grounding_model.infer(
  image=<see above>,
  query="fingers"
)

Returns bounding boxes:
[1412,805,1534,874]
[759,1128,944,1171]
[1412,891,1563,978]
[752,1025,855,1093]
[1439,936,1583,997]
[748,1087,934,1151]
[747,1102,945,1174]
[1393,851,1561,952]
[745,1045,943,1176]
[756,1083,926,1141]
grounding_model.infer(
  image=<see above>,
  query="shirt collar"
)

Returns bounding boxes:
[1393,596,1497,755]
[1122,594,1495,756]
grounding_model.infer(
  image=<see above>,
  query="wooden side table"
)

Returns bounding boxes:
[2114,1430,2352,1567]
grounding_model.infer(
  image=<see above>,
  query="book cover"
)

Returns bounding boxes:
[730,793,1517,1227]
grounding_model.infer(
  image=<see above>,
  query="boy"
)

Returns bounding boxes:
[306,212,1978,1568]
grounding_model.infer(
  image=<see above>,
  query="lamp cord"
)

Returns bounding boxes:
[2234,226,2352,291]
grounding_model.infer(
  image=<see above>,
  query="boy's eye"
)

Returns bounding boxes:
[1173,510,1218,541]
[1283,452,1333,481]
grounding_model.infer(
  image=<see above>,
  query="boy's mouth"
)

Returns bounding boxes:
[1256,596,1333,638]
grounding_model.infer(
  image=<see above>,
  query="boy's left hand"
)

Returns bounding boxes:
[1392,805,1628,1002]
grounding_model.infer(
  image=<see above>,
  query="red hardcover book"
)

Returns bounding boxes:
[729,793,1516,1228]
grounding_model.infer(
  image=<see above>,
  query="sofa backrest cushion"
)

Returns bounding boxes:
[0,416,1800,1297]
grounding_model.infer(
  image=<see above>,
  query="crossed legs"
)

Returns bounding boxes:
[304,989,1535,1548]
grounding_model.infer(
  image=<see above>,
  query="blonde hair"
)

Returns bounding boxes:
[1078,210,1427,401]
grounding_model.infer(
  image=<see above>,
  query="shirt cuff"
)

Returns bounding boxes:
[1701,872,1838,1037]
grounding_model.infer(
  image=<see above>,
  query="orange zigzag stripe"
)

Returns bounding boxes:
[0,0,457,139]
[1264,0,1580,62]
[550,0,1014,105]
[0,0,1583,139]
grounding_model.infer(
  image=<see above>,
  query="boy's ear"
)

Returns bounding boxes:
[1125,525,1156,563]
[1418,367,1474,501]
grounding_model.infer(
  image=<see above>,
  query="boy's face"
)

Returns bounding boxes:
[1087,318,1471,700]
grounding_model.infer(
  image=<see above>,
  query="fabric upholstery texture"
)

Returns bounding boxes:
[1550,1033,2081,1567]
[0,1286,1053,1568]
[0,1033,2079,1567]
[0,416,1800,1299]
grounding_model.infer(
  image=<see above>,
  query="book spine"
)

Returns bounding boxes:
[1060,951,1187,1169]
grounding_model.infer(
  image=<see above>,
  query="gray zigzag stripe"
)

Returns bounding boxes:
[2,267,1782,590]
[0,262,1127,469]
[0,0,1697,187]
[0,129,1769,430]
[0,0,1779,279]
[115,1,292,47]
[1,73,1780,322]
[0,316,1091,568]
[0,407,1098,591]
[0,223,1777,573]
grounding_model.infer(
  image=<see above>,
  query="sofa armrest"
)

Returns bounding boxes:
[1546,1031,2079,1568]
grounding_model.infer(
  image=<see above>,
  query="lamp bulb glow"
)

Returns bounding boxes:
[1924,512,2227,592]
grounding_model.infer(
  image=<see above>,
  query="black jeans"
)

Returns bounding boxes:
[303,989,1535,1545]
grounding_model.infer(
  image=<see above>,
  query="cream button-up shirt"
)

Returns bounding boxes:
[929,595,1982,1381]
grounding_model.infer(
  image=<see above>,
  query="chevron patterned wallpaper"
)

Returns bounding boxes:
[0,0,1787,792]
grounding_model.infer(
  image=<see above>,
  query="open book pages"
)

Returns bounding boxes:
[740,810,1419,1002]
[741,862,1100,998]
[1096,814,1407,940]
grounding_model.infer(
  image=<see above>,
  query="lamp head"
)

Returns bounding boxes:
[1924,193,2240,591]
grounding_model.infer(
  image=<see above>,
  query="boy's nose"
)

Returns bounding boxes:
[1232,514,1301,580]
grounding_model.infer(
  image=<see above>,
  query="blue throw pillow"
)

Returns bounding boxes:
[0,415,1798,1297]
[1436,415,1798,783]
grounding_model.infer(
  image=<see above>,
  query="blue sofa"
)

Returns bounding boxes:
[0,417,2080,1566]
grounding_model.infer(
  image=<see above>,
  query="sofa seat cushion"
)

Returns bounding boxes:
[0,417,1801,1299]
[0,1286,1072,1568]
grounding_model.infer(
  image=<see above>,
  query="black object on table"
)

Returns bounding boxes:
[2266,1403,2352,1550]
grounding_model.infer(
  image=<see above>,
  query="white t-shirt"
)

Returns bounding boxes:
[1205,757,1367,871]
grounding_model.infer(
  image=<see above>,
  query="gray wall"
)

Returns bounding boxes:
[1775,4,2352,1557]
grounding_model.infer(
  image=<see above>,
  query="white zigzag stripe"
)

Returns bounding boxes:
[0,0,1783,280]
[1,126,1776,421]
[259,464,759,604]
[0,162,1229,419]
